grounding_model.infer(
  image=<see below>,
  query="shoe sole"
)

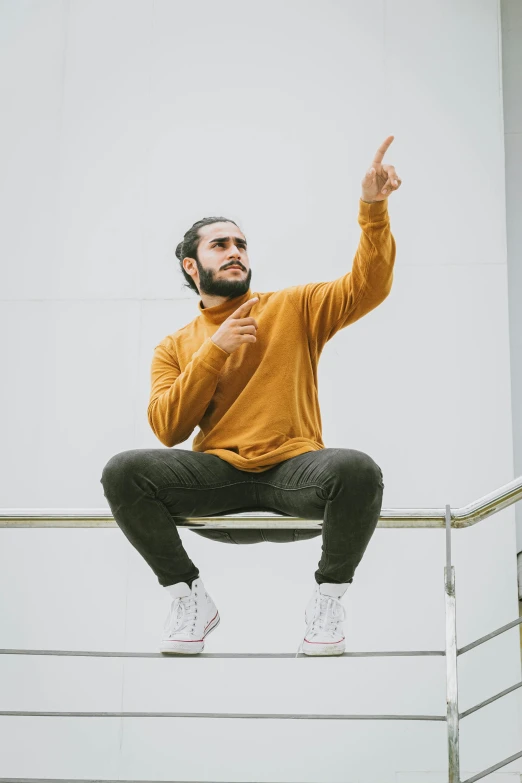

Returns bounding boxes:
[302,640,345,656]
[160,612,220,655]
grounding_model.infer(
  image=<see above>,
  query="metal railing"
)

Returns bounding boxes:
[1,475,522,783]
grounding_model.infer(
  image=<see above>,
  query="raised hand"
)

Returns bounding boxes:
[361,136,402,203]
[211,297,259,355]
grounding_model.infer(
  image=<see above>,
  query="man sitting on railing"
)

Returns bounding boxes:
[100,136,402,656]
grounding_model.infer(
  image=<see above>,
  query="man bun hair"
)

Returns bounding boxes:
[176,216,240,294]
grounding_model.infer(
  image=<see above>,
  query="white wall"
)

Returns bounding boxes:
[1,1,521,781]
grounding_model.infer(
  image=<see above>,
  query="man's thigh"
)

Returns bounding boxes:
[247,449,332,544]
[250,447,382,542]
[150,449,268,545]
[102,447,257,516]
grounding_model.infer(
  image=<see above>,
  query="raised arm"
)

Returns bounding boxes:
[290,135,402,347]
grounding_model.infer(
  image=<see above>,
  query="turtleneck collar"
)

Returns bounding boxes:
[198,288,253,325]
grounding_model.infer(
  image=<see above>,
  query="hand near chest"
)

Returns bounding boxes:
[210,297,259,355]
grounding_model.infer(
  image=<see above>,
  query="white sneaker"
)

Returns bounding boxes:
[300,582,349,656]
[160,577,220,655]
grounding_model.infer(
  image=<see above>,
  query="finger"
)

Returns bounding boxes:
[232,297,258,317]
[388,178,402,190]
[371,135,394,170]
[380,168,401,195]
[382,164,397,176]
[236,317,258,328]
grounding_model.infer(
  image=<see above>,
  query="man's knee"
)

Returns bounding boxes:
[327,449,384,494]
[100,449,149,501]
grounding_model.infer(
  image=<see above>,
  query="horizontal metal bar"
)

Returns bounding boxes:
[458,615,522,655]
[0,509,443,528]
[0,778,333,783]
[0,648,445,658]
[459,679,522,719]
[0,710,446,720]
[1,473,521,529]
[460,748,522,783]
[0,779,325,783]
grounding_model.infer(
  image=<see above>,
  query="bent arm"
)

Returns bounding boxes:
[147,337,230,447]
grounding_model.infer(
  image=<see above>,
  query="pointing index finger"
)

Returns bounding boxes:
[372,135,394,169]
[232,297,258,317]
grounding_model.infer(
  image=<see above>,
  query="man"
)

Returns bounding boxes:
[100,136,402,656]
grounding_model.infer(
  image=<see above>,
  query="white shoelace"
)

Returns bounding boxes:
[164,595,198,636]
[295,594,346,657]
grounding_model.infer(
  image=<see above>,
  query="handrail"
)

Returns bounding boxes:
[1,475,521,783]
[1,475,521,528]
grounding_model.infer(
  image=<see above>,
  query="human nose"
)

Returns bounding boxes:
[228,244,242,258]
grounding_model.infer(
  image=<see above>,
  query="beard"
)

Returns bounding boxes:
[195,258,252,300]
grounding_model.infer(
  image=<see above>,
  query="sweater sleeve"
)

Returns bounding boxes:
[147,336,230,448]
[290,198,396,348]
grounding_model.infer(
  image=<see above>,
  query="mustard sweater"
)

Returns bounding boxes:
[148,197,395,472]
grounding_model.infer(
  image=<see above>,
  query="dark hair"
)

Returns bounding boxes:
[175,216,241,294]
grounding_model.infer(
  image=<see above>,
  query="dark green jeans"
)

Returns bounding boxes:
[100,447,384,588]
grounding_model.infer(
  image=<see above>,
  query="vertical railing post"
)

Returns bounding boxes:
[445,503,460,783]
